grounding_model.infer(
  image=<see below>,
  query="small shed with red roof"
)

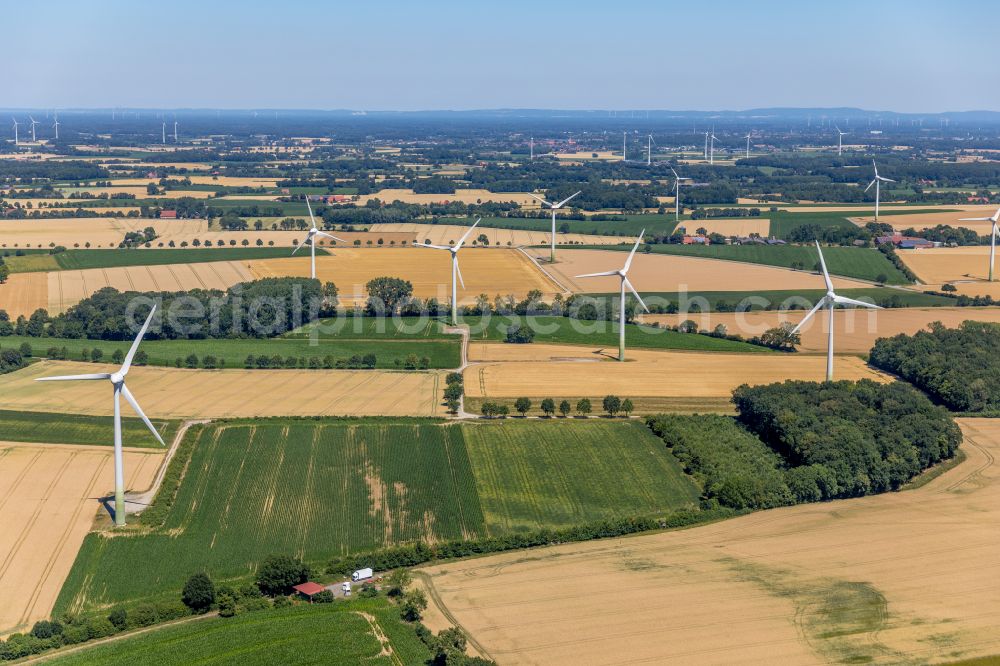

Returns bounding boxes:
[293,582,325,601]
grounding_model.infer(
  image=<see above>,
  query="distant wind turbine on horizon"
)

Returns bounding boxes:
[709,130,720,165]
[35,306,165,527]
[792,242,881,381]
[29,116,39,142]
[52,113,60,140]
[11,117,18,145]
[745,131,752,159]
[413,218,481,325]
[574,232,649,362]
[836,126,847,156]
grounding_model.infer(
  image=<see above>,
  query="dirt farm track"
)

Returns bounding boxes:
[418,418,1000,665]
[0,442,161,637]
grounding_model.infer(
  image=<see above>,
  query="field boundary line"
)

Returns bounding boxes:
[516,246,573,294]
[412,571,496,663]
[126,419,211,511]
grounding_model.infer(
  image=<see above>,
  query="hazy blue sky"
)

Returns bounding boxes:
[3,0,997,111]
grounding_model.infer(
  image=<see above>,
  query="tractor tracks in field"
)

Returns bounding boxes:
[125,418,212,514]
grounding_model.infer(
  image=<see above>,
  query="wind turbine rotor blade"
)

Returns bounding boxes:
[121,306,156,373]
[879,176,896,183]
[291,240,305,255]
[670,167,679,179]
[814,241,834,292]
[455,260,465,289]
[528,193,553,207]
[622,230,646,273]
[865,179,877,192]
[623,277,649,313]
[455,218,481,249]
[412,242,451,251]
[958,217,991,222]
[305,197,317,226]
[555,190,582,208]
[574,270,619,278]
[832,295,882,309]
[35,373,112,382]
[791,298,826,333]
[120,384,165,446]
[315,231,347,243]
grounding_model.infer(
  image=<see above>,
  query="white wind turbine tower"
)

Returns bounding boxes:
[52,114,60,140]
[709,130,720,165]
[958,206,1000,281]
[792,242,881,381]
[11,117,18,145]
[161,122,166,144]
[29,116,39,142]
[574,232,649,362]
[865,160,895,221]
[529,190,582,262]
[670,167,690,222]
[412,218,481,325]
[292,198,347,279]
[703,131,709,160]
[835,126,847,156]
[36,307,164,527]
[173,121,178,142]
[646,134,655,166]
[744,131,752,159]
[622,131,627,162]
[529,136,534,161]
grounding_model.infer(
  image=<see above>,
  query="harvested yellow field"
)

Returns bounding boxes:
[0,442,161,637]
[45,261,253,313]
[896,246,995,283]
[675,218,771,237]
[528,248,871,293]
[108,176,279,187]
[552,150,619,161]
[464,349,886,401]
[0,361,445,418]
[0,218,210,249]
[641,307,1000,353]
[354,189,539,206]
[0,272,48,317]
[249,248,558,304]
[127,162,213,171]
[419,418,1000,665]
[849,210,997,234]
[366,223,632,247]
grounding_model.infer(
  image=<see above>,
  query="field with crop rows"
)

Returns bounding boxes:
[3,334,460,370]
[463,420,699,531]
[0,409,176,448]
[46,600,429,665]
[55,418,698,610]
[460,315,769,353]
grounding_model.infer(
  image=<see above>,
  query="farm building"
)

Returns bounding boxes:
[292,582,326,602]
[159,210,177,219]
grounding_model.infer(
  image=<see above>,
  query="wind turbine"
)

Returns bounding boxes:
[670,167,690,222]
[622,131,627,162]
[865,161,895,221]
[703,131,709,160]
[29,116,39,142]
[529,136,534,161]
[958,206,1000,281]
[412,218,481,325]
[529,190,582,262]
[792,242,881,381]
[709,130,720,165]
[744,131,752,159]
[574,232,649,362]
[173,121,178,142]
[52,114,60,140]
[11,117,18,145]
[292,198,347,279]
[835,126,847,156]
[161,122,166,144]
[35,306,164,527]
[647,134,655,166]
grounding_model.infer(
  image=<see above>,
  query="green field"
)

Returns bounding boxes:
[0,409,176,448]
[3,333,460,370]
[55,418,699,610]
[45,600,430,666]
[438,214,673,236]
[5,247,321,273]
[767,208,957,239]
[459,315,771,352]
[579,243,911,284]
[582,288,958,311]
[287,315,452,340]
